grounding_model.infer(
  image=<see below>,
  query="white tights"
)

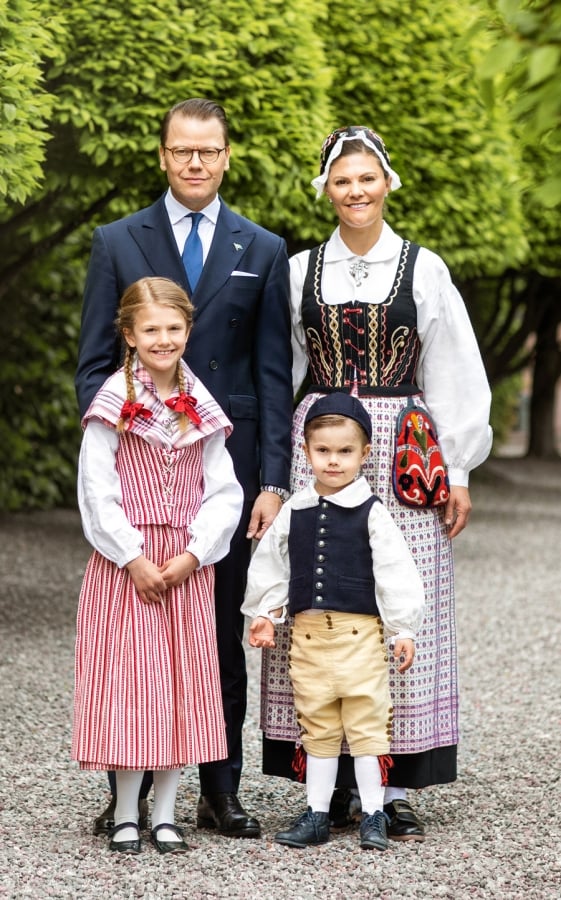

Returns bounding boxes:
[113,770,182,843]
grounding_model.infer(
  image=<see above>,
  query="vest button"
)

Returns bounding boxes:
[315,568,324,575]
[315,581,323,589]
[318,541,325,548]
[209,359,219,371]
[319,513,327,520]
[317,554,325,562]
[321,502,329,508]
[319,527,327,534]
[315,596,323,603]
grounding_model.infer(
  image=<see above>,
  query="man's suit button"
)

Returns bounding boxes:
[209,359,219,370]
[229,318,239,328]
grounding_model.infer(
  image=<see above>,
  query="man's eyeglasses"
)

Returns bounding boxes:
[164,146,227,164]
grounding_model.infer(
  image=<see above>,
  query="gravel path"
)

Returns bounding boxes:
[1,458,560,899]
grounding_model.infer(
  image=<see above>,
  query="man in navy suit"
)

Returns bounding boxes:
[75,98,293,838]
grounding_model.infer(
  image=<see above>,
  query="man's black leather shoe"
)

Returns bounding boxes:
[196,793,260,837]
[383,799,425,842]
[93,797,149,836]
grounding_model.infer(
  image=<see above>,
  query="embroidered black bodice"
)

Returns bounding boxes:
[302,240,421,396]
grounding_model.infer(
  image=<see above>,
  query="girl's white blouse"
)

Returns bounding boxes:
[290,222,493,486]
[78,420,243,569]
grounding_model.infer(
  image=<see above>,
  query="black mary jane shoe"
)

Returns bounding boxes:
[150,823,189,855]
[109,821,142,854]
[383,799,426,842]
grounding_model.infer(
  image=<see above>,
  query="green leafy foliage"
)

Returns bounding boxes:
[1,0,556,505]
[309,0,527,277]
[0,0,64,202]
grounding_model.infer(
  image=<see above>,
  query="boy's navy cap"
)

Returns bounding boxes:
[304,392,372,441]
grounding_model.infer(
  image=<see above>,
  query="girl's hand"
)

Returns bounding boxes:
[159,551,199,588]
[126,555,167,604]
[249,617,276,649]
[393,638,415,673]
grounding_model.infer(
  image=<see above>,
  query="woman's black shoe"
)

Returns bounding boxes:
[383,799,425,841]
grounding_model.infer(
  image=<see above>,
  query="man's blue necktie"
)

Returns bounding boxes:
[182,212,203,292]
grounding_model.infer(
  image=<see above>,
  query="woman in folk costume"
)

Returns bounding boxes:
[72,277,243,855]
[259,126,492,840]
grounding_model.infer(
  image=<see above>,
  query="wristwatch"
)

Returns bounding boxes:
[261,484,290,502]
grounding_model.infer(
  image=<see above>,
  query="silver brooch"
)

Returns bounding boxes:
[349,259,369,287]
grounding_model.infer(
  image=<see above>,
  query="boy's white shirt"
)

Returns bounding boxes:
[242,476,425,640]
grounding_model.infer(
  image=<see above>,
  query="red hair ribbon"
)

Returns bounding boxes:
[120,400,153,430]
[165,392,202,426]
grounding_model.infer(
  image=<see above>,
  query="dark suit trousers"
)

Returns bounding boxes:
[199,500,253,794]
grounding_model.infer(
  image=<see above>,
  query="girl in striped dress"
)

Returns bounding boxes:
[72,277,243,854]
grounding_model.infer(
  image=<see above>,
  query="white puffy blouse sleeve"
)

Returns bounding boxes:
[241,502,293,621]
[289,250,311,396]
[414,248,493,486]
[186,430,244,567]
[77,420,144,568]
[369,501,425,639]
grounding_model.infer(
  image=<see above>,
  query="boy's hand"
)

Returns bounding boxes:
[159,552,199,588]
[393,638,415,673]
[249,616,276,649]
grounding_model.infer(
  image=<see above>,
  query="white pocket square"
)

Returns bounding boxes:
[231,271,259,277]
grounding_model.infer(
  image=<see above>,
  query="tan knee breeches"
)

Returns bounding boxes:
[289,611,393,757]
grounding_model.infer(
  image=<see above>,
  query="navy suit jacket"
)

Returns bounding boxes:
[75,194,293,499]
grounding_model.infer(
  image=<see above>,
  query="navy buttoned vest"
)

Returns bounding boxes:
[287,496,381,617]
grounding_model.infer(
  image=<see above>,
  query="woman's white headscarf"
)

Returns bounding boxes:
[311,126,401,199]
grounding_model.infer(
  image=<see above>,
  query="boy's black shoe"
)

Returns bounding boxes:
[275,807,330,848]
[359,810,389,851]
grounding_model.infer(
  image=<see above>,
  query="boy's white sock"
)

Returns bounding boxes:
[306,755,339,812]
[354,755,384,816]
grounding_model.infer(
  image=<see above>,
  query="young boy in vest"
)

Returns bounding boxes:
[242,392,425,851]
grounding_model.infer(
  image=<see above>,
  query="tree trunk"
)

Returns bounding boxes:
[527,285,561,458]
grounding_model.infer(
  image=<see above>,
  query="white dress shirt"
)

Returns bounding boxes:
[164,189,221,261]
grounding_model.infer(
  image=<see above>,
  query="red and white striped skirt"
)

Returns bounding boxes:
[72,522,227,770]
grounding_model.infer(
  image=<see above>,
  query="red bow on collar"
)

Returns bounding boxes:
[165,392,202,426]
[119,400,153,430]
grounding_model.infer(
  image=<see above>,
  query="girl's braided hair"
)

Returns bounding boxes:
[115,277,194,432]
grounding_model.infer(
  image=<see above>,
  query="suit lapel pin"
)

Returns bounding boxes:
[233,242,243,251]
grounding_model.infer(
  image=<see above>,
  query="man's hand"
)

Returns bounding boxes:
[246,490,283,540]
[444,485,472,539]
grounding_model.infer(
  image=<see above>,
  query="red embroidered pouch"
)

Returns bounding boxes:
[392,399,450,508]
